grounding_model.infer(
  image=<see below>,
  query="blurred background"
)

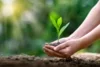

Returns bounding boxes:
[0,0,99,56]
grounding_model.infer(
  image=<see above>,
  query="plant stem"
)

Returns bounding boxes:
[57,35,60,44]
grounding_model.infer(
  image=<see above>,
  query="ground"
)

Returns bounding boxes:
[0,53,100,67]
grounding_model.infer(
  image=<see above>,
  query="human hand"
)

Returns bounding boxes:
[54,38,84,57]
[43,37,71,58]
[43,44,68,58]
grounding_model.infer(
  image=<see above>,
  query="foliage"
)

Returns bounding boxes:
[50,12,70,43]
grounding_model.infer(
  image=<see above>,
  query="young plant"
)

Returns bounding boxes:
[50,13,70,44]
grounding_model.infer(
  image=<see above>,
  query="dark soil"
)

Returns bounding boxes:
[49,41,61,46]
[0,53,100,67]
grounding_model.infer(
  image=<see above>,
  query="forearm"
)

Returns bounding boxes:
[69,1,100,38]
[81,24,100,47]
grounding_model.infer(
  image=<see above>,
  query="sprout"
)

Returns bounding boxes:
[50,13,70,44]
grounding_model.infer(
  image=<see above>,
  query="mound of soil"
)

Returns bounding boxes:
[0,53,100,67]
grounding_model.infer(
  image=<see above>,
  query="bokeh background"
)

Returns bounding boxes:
[0,0,99,56]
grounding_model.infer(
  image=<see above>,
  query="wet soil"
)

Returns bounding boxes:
[0,53,100,67]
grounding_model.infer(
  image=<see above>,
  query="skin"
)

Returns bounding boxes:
[54,24,100,56]
[43,0,100,58]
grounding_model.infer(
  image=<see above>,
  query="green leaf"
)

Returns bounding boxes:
[58,22,70,37]
[57,17,62,29]
[50,15,58,31]
[50,12,59,20]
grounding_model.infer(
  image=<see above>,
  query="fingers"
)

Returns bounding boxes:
[45,45,67,57]
[43,45,71,58]
[43,45,70,58]
[43,46,65,58]
[44,45,54,50]
[43,41,71,58]
[59,47,71,57]
[43,47,53,56]
[54,41,68,51]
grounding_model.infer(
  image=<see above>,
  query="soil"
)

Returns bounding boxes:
[0,53,100,67]
[49,41,61,46]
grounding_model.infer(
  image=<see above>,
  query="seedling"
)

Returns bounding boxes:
[50,13,70,44]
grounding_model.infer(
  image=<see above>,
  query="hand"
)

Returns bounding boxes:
[43,44,68,58]
[54,38,84,57]
[43,37,71,58]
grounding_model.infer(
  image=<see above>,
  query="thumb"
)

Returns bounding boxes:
[54,42,68,51]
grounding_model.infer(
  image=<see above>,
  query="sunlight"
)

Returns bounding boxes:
[1,0,15,17]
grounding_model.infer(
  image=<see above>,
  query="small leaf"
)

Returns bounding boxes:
[50,12,59,20]
[57,17,62,29]
[50,15,58,30]
[58,22,70,37]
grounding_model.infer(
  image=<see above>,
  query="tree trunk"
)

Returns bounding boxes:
[0,53,100,67]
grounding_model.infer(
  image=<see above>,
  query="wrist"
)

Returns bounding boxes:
[80,37,91,48]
